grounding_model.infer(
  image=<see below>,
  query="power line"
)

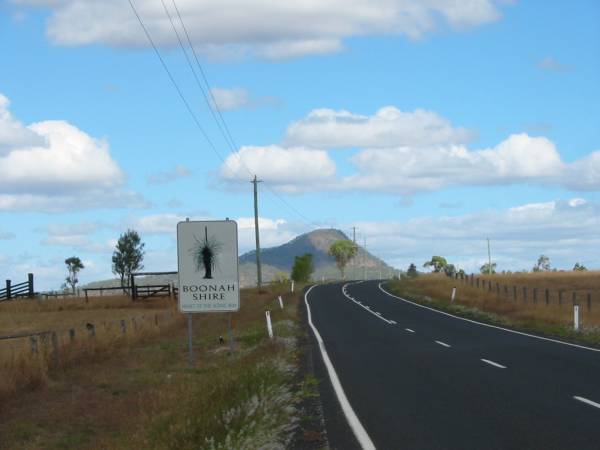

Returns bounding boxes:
[126,0,232,171]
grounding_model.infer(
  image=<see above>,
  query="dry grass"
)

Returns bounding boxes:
[389,271,600,337]
[0,283,301,450]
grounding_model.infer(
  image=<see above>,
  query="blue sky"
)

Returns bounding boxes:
[1,0,599,290]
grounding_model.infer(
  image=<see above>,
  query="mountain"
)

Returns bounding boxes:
[239,228,396,284]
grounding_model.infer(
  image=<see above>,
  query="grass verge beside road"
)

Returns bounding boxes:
[0,284,318,449]
[386,274,600,348]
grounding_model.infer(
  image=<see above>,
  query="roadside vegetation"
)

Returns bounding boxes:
[386,271,600,346]
[0,282,311,449]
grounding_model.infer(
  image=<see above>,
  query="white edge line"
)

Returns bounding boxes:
[305,285,377,450]
[574,396,600,409]
[343,283,393,325]
[435,340,451,348]
[405,328,415,333]
[378,283,600,353]
[481,358,507,369]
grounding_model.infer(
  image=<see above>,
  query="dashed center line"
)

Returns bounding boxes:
[405,328,415,333]
[574,396,600,409]
[435,340,451,348]
[481,359,507,369]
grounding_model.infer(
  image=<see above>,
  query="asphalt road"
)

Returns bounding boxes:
[305,280,600,450]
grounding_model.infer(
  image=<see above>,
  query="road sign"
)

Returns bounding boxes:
[177,220,240,313]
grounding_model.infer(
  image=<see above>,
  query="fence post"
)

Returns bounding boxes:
[522,287,528,303]
[545,289,550,306]
[51,331,60,367]
[30,335,38,354]
[513,286,517,301]
[69,329,75,341]
[587,293,592,312]
[496,283,500,294]
[533,288,537,305]
[470,274,474,286]
[131,274,136,301]
[488,281,492,292]
[87,323,96,338]
[28,273,34,297]
[476,278,480,288]
[6,279,11,300]
[559,290,563,307]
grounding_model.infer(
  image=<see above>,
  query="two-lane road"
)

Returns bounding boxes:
[305,280,600,450]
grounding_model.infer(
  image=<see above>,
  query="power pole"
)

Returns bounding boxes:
[252,175,263,290]
[487,238,492,275]
[352,226,357,280]
[352,226,356,243]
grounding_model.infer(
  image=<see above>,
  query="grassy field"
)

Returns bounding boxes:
[0,284,313,449]
[387,271,600,345]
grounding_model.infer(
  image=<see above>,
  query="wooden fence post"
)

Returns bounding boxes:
[488,281,492,292]
[84,289,89,303]
[587,293,592,312]
[28,273,34,297]
[545,289,550,306]
[513,286,517,301]
[533,288,537,304]
[559,290,563,307]
[30,335,38,354]
[5,279,11,300]
[476,278,480,288]
[496,283,500,294]
[51,331,60,367]
[523,287,527,303]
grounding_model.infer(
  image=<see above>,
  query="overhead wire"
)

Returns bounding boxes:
[129,0,321,228]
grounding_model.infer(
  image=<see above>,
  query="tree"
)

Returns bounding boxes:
[328,240,359,279]
[444,264,457,277]
[65,256,84,294]
[532,255,551,272]
[407,263,418,277]
[573,262,588,271]
[112,229,145,293]
[423,256,448,273]
[480,262,497,274]
[291,253,314,283]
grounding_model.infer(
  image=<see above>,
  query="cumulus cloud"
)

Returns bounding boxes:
[147,164,191,185]
[14,0,504,59]
[285,107,474,148]
[344,133,567,194]
[0,92,146,212]
[219,145,336,193]
[209,87,280,111]
[354,198,600,273]
[236,217,306,253]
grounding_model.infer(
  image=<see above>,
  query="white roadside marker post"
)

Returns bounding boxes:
[265,310,274,338]
[278,295,284,310]
[451,287,457,304]
[574,304,580,331]
[291,280,295,293]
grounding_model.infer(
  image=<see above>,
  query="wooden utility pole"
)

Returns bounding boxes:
[252,175,263,290]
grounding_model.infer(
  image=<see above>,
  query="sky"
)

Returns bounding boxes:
[1,0,599,290]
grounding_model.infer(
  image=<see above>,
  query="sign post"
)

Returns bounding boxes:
[177,220,240,367]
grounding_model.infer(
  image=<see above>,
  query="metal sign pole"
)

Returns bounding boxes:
[187,313,194,367]
[227,313,235,353]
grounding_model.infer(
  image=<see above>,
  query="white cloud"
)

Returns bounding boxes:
[285,107,474,148]
[0,229,16,240]
[147,164,191,185]
[236,217,306,253]
[0,93,146,212]
[14,0,504,59]
[354,198,600,273]
[209,87,279,111]
[344,133,567,194]
[219,145,336,193]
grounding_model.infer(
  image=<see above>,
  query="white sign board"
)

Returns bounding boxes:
[177,220,240,313]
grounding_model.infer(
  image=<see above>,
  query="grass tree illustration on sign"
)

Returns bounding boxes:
[190,226,223,279]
